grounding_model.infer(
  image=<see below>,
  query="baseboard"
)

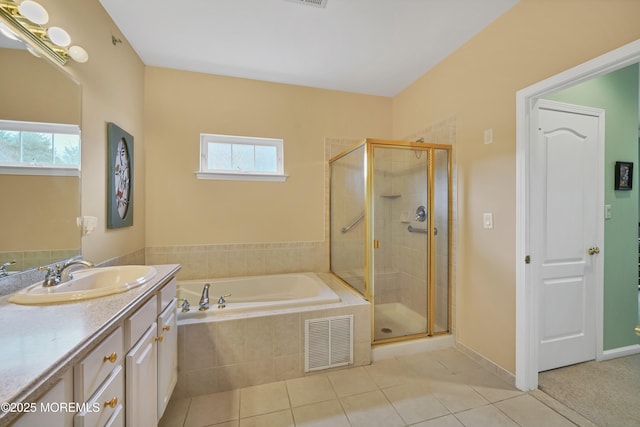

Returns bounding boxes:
[600,344,640,361]
[456,341,515,386]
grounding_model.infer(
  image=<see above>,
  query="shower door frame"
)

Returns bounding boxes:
[329,138,453,345]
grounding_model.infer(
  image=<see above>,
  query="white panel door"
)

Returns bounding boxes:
[532,100,603,372]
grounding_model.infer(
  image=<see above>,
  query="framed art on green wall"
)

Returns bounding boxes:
[614,161,633,190]
[107,122,133,228]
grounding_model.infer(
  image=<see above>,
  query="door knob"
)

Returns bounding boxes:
[587,247,600,255]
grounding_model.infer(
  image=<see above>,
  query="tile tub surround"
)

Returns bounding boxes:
[0,263,180,427]
[146,241,328,281]
[173,273,371,398]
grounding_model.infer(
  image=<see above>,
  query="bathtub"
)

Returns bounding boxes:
[176,272,341,323]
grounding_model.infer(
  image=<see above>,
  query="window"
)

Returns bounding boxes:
[196,133,287,182]
[0,119,81,176]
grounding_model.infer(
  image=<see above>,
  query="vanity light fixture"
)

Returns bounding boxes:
[0,0,88,65]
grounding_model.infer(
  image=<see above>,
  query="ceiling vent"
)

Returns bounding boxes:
[285,0,328,8]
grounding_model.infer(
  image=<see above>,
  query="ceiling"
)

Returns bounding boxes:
[97,0,519,97]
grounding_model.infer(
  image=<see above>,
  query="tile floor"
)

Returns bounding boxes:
[159,348,592,427]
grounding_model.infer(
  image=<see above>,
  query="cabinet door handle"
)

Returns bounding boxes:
[162,325,171,332]
[103,397,118,409]
[155,335,164,343]
[103,352,118,363]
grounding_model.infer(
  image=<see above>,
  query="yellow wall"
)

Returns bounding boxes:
[37,0,147,263]
[392,0,640,372]
[144,68,391,245]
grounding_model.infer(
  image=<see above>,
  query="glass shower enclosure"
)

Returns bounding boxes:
[330,139,451,344]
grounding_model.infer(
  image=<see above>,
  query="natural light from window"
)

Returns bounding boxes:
[196,133,287,182]
[0,120,81,176]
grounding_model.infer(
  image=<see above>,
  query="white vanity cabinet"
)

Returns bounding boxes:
[74,327,125,427]
[2,268,180,427]
[157,297,178,419]
[10,370,74,427]
[125,278,178,427]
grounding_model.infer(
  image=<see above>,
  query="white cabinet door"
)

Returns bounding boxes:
[157,298,178,419]
[125,322,158,427]
[11,370,73,427]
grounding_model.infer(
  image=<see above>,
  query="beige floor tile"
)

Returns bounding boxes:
[340,390,405,427]
[411,414,465,427]
[495,394,575,427]
[292,399,350,427]
[184,389,240,427]
[363,357,416,388]
[240,381,290,418]
[239,409,294,427]
[400,353,455,382]
[382,381,450,424]
[452,367,523,403]
[285,374,336,407]
[430,348,481,374]
[429,381,490,413]
[454,405,518,427]
[327,367,378,397]
[159,396,191,427]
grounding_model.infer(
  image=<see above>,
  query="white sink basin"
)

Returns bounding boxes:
[9,265,157,305]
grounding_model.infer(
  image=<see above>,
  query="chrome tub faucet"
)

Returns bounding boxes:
[218,294,231,309]
[199,283,210,311]
[179,298,191,312]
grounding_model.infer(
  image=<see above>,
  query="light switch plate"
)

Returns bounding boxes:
[604,204,612,219]
[483,213,494,229]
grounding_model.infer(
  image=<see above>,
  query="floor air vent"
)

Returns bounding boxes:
[284,0,328,9]
[305,315,353,372]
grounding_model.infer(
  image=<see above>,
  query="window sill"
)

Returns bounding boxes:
[0,164,80,177]
[194,171,288,182]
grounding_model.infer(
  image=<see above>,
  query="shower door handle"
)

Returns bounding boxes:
[373,240,380,249]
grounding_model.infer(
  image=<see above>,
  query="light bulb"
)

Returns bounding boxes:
[0,23,19,41]
[68,45,88,63]
[47,27,71,47]
[18,1,49,25]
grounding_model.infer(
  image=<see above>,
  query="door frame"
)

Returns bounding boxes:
[515,38,640,391]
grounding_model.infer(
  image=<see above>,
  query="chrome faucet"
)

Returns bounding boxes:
[218,294,231,309]
[38,259,94,287]
[179,298,191,312]
[199,283,210,311]
[59,259,95,281]
[0,260,16,278]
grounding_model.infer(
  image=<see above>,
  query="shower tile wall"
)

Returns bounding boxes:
[387,148,429,319]
[403,116,457,334]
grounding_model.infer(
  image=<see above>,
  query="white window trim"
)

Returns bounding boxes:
[0,119,81,176]
[195,133,288,182]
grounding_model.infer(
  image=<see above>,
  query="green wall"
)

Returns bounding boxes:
[544,63,639,351]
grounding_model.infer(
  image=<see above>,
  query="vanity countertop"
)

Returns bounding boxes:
[0,263,181,426]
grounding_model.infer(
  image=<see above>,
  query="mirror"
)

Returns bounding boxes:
[0,40,81,280]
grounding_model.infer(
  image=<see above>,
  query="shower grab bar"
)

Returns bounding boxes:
[341,213,364,233]
[407,225,439,235]
[408,225,428,234]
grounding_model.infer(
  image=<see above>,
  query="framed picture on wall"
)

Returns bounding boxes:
[614,161,633,190]
[107,122,134,228]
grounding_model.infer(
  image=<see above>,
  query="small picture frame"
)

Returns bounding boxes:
[614,161,633,190]
[107,122,134,228]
